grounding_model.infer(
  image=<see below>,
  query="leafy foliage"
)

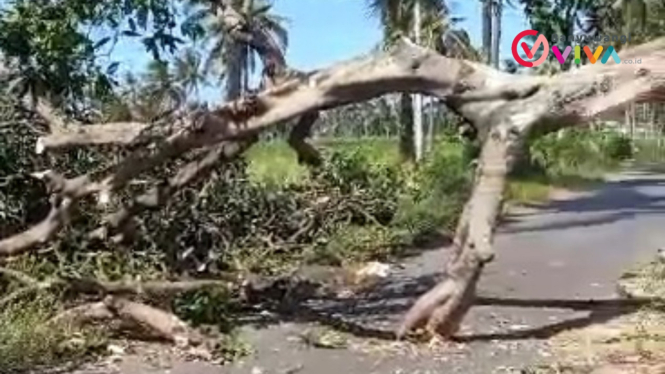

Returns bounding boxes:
[392,138,472,239]
[528,128,632,177]
[0,0,187,109]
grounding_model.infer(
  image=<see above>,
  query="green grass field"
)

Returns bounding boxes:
[246,137,403,186]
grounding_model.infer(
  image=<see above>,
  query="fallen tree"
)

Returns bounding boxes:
[3,31,665,342]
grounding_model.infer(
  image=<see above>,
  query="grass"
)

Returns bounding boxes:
[0,295,106,373]
[631,137,665,171]
[245,140,309,187]
[506,173,604,205]
[246,137,403,187]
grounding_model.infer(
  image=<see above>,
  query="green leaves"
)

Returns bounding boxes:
[0,0,187,109]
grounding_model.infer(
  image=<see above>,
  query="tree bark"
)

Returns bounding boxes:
[482,0,493,64]
[490,1,502,69]
[399,93,415,162]
[225,42,244,101]
[288,111,322,167]
[398,120,520,339]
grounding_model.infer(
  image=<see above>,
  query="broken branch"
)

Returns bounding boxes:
[103,296,203,346]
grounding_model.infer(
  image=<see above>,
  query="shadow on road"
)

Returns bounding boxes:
[501,173,665,234]
[235,270,664,343]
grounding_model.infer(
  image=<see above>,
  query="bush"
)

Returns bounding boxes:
[528,128,632,177]
[312,225,404,266]
[633,138,665,164]
[392,138,473,240]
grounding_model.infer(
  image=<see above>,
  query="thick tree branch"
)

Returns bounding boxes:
[65,278,235,297]
[103,296,203,346]
[38,38,665,153]
[288,111,322,167]
[0,195,72,256]
[36,39,489,151]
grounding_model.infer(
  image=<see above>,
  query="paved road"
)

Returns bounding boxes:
[78,170,665,374]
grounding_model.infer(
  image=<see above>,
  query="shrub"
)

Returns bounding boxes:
[392,138,473,240]
[528,128,632,177]
[633,138,665,164]
[312,225,404,266]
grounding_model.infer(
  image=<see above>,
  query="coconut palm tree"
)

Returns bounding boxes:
[482,0,492,64]
[173,47,208,100]
[367,0,470,161]
[490,1,503,68]
[480,0,507,68]
[194,0,288,101]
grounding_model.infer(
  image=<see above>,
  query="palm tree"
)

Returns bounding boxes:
[482,0,492,64]
[173,47,208,100]
[368,0,468,161]
[196,0,288,101]
[490,1,503,68]
[480,0,504,68]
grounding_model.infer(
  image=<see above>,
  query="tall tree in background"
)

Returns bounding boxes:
[368,0,469,161]
[490,1,503,68]
[173,47,208,100]
[480,0,503,68]
[482,0,493,64]
[196,0,288,101]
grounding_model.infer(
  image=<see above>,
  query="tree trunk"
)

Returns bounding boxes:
[413,0,424,161]
[225,43,243,101]
[427,98,435,152]
[482,0,493,64]
[399,93,416,162]
[398,120,521,339]
[490,1,502,68]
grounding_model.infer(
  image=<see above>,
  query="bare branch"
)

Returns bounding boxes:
[0,196,72,256]
[103,296,203,346]
[288,111,322,167]
[65,278,235,297]
[50,302,115,326]
[36,122,148,154]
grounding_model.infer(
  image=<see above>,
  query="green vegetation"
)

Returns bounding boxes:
[507,128,632,204]
[528,128,632,177]
[0,295,106,372]
[632,138,665,167]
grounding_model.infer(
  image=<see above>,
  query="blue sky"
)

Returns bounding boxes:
[268,0,529,71]
[109,0,530,100]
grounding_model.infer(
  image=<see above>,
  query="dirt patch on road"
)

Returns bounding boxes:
[538,310,665,374]
[530,257,665,374]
